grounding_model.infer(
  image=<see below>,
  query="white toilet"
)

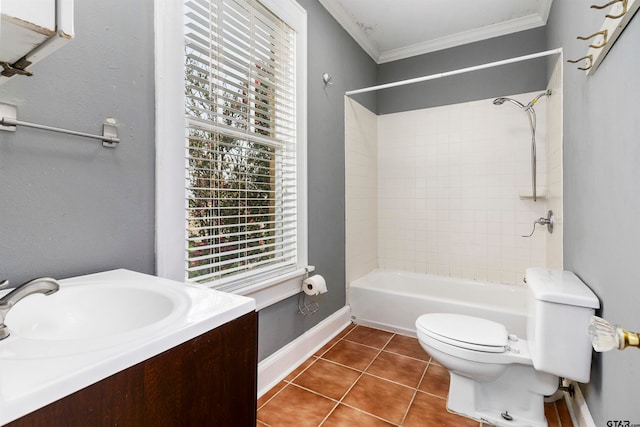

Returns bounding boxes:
[415,268,599,427]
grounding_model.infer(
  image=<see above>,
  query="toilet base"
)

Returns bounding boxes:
[446,365,558,427]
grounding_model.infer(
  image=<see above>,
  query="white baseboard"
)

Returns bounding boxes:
[564,381,596,427]
[257,305,352,397]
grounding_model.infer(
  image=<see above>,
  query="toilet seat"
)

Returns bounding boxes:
[416,313,508,353]
[416,313,532,365]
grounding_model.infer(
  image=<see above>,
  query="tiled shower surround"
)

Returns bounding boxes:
[346,85,562,286]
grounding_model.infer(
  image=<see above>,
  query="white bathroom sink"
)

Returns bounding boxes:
[0,269,256,425]
[5,282,185,341]
[0,278,193,359]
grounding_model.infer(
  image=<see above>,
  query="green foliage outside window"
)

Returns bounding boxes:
[185,54,278,283]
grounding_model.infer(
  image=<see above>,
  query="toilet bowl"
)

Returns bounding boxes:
[417,313,557,426]
[415,268,599,427]
[417,313,531,378]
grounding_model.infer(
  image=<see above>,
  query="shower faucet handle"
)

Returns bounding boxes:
[522,210,554,238]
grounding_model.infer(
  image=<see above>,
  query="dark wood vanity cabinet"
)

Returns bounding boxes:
[5,311,258,427]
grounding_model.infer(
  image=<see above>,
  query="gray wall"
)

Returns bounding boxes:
[376,27,548,114]
[259,20,549,363]
[0,0,376,362]
[546,1,640,423]
[257,0,377,361]
[8,6,635,422]
[0,0,155,285]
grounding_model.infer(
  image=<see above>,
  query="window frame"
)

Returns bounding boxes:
[154,0,308,309]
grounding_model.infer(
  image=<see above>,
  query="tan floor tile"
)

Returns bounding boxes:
[257,380,287,409]
[293,359,361,400]
[314,336,341,357]
[403,391,479,427]
[427,356,442,366]
[322,404,395,426]
[259,326,571,427]
[344,325,394,349]
[314,324,356,357]
[284,357,317,382]
[342,374,414,424]
[366,350,427,388]
[337,322,357,338]
[545,402,560,427]
[257,384,336,427]
[556,397,574,427]
[321,340,380,371]
[383,333,431,361]
[418,363,450,398]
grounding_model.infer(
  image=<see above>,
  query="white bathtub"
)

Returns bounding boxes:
[349,269,528,337]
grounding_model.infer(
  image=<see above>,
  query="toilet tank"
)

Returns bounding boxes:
[525,268,600,383]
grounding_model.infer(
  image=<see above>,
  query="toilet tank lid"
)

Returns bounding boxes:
[525,268,600,308]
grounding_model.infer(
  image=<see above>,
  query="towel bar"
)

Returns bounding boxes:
[0,102,119,147]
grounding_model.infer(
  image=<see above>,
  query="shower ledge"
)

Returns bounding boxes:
[518,186,548,200]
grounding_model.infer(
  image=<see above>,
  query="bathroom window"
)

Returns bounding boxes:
[156,0,307,296]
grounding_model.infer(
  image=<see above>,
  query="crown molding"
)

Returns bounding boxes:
[378,14,547,64]
[317,0,381,62]
[318,0,553,65]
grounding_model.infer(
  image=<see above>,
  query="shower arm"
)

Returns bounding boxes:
[493,90,550,202]
[527,109,537,202]
[525,92,546,202]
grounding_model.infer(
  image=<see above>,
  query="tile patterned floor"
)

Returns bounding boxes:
[257,324,574,427]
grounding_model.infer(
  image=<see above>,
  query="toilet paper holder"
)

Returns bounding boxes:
[298,295,319,316]
[298,269,324,316]
[302,274,327,295]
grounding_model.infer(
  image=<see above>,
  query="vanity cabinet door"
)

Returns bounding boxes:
[4,311,258,427]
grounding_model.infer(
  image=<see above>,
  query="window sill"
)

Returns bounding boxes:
[231,266,315,311]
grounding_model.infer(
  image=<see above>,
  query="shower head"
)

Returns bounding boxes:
[492,91,551,203]
[493,90,551,111]
[492,97,526,109]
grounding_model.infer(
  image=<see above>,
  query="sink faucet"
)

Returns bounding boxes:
[0,277,60,340]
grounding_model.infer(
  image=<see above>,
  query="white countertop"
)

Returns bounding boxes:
[0,269,256,425]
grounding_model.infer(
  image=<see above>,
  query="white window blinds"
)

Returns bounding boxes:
[184,0,298,290]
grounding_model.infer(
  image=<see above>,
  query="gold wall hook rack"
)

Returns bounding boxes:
[574,0,639,75]
[567,55,593,71]
[591,0,628,19]
[577,30,608,48]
